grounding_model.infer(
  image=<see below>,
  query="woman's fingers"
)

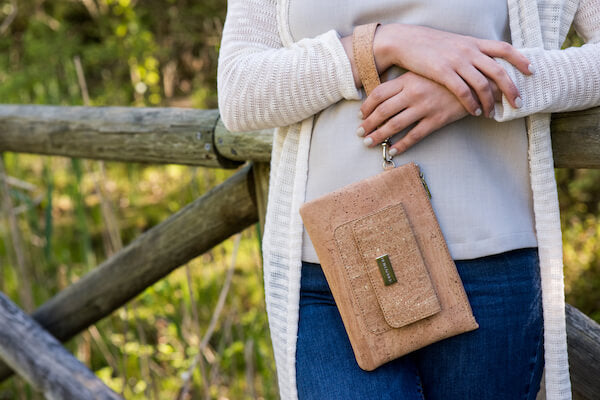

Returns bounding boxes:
[362,106,422,147]
[457,65,496,117]
[376,24,531,113]
[388,119,437,155]
[440,72,482,116]
[473,55,522,108]
[359,78,404,120]
[477,39,533,76]
[358,71,470,155]
[359,95,409,137]
[489,80,502,102]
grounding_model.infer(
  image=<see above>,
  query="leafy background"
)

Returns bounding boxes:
[0,1,598,399]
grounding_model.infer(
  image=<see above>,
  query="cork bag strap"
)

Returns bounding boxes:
[352,23,382,97]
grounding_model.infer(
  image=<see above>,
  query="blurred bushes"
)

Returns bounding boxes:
[0,0,223,108]
[0,0,277,399]
[0,1,598,399]
[559,168,600,322]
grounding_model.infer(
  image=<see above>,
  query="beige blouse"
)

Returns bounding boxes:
[291,0,538,262]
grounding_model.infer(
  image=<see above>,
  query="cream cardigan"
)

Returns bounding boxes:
[217,0,600,399]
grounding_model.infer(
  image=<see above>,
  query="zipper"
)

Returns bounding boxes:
[414,163,432,199]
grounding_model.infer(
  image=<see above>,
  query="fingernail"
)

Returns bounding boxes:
[488,109,495,119]
[515,97,523,108]
[358,110,364,119]
[356,126,365,137]
[388,148,398,156]
[363,137,373,146]
[528,64,535,74]
[474,108,482,116]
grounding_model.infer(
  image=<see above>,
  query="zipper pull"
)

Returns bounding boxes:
[419,170,432,199]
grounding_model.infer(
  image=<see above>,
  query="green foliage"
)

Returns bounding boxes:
[0,0,278,398]
[0,2,598,399]
[0,155,277,399]
[556,28,600,323]
[558,168,600,322]
[0,0,223,108]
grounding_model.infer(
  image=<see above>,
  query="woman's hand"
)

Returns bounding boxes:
[371,24,533,118]
[357,71,488,155]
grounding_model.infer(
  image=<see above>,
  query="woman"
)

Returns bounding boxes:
[217,0,600,399]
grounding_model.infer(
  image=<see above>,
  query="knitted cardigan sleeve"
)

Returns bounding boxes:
[494,0,600,121]
[217,0,361,133]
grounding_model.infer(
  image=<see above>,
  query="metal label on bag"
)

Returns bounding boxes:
[376,254,397,286]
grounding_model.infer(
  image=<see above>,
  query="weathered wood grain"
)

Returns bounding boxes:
[552,107,600,169]
[2,105,597,168]
[0,164,259,382]
[0,105,240,168]
[0,292,122,400]
[213,116,272,162]
[566,304,600,400]
[0,104,599,395]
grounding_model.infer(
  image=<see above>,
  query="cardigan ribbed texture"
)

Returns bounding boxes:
[217,0,600,398]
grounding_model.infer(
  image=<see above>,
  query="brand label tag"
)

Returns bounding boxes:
[376,254,397,286]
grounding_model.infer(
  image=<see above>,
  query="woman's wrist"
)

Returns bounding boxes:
[372,23,399,73]
[341,23,402,89]
[340,34,362,89]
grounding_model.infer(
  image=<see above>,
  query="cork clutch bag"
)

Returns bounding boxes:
[298,23,478,371]
[299,162,478,370]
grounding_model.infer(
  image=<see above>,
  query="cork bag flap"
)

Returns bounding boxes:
[351,204,441,328]
[333,203,440,334]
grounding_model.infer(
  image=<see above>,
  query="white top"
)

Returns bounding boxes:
[293,0,537,263]
[217,0,600,398]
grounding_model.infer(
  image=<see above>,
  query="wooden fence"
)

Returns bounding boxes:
[0,105,599,399]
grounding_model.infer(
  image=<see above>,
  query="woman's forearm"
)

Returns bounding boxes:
[342,22,532,117]
[493,0,600,121]
[218,0,362,133]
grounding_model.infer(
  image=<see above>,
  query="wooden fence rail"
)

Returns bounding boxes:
[0,104,599,399]
[0,164,258,383]
[0,105,599,168]
[0,105,270,167]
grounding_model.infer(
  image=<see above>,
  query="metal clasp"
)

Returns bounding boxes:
[382,139,395,170]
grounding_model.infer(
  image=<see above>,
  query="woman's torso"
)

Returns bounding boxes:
[293,0,538,262]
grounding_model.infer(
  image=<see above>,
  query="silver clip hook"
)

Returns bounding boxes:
[381,139,395,170]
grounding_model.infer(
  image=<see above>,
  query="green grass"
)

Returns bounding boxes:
[0,157,276,400]
[0,2,597,398]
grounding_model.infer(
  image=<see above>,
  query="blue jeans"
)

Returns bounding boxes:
[296,248,544,399]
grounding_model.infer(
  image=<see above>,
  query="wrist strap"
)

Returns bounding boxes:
[352,22,382,97]
[353,23,395,170]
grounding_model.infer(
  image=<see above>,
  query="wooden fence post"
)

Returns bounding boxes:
[0,292,122,400]
[566,304,600,400]
[0,165,259,382]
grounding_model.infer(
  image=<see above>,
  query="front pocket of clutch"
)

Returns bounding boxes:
[334,203,441,333]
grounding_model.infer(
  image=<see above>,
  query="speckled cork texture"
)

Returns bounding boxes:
[348,204,442,329]
[298,23,478,372]
[300,162,479,371]
[352,22,382,95]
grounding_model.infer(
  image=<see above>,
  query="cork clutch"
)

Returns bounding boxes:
[298,23,478,371]
[299,162,479,371]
